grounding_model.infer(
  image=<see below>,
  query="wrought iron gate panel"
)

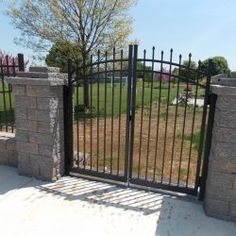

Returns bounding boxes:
[66,45,212,196]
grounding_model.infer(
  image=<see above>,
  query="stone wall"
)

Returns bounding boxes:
[204,77,236,221]
[7,67,66,181]
[0,132,17,167]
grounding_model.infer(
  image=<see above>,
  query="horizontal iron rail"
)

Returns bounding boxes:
[70,168,128,183]
[71,58,129,72]
[129,178,196,195]
[137,58,207,76]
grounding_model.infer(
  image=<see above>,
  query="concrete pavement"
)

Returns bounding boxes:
[0,166,235,236]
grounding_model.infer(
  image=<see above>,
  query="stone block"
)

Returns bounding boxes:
[37,121,58,134]
[8,152,18,167]
[229,189,236,203]
[0,136,7,149]
[213,126,236,144]
[30,154,43,163]
[38,144,60,156]
[29,67,60,73]
[16,119,37,132]
[211,141,236,160]
[12,85,26,96]
[205,198,229,218]
[27,109,62,122]
[18,161,32,176]
[0,151,9,165]
[26,85,62,98]
[6,137,16,151]
[29,155,41,177]
[15,96,36,109]
[216,95,236,111]
[37,97,63,110]
[28,132,53,145]
[206,185,230,202]
[229,202,236,218]
[207,171,234,188]
[14,106,27,119]
[39,161,58,181]
[233,176,236,190]
[16,130,28,142]
[214,109,236,129]
[18,152,30,163]
[209,157,236,174]
[17,141,38,155]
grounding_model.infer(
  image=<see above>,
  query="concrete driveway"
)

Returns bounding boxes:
[0,166,235,236]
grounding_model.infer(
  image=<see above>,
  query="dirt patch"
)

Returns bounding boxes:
[73,103,203,187]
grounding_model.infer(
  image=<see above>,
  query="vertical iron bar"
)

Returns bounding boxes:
[64,59,73,175]
[89,55,93,170]
[17,54,24,72]
[83,65,86,169]
[153,51,164,181]
[145,47,155,180]
[6,55,10,132]
[186,63,201,187]
[97,51,100,172]
[129,44,138,180]
[117,50,124,176]
[110,48,115,174]
[0,58,3,131]
[161,49,173,183]
[137,50,146,179]
[169,55,182,184]
[177,54,192,186]
[199,93,217,200]
[10,58,16,132]
[195,59,213,191]
[124,45,133,180]
[104,52,108,173]
[76,62,80,168]
[2,56,8,132]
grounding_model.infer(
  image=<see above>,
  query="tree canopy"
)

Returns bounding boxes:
[199,56,230,76]
[45,42,81,73]
[8,0,136,59]
[8,0,137,107]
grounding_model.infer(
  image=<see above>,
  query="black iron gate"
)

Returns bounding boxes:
[64,45,213,196]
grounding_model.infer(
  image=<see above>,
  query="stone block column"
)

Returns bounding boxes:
[204,77,236,221]
[7,67,67,181]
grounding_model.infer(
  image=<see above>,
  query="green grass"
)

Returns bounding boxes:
[72,81,205,119]
[0,79,206,125]
[0,81,15,127]
[183,132,201,150]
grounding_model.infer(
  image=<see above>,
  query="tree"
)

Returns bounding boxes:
[136,61,152,82]
[8,0,137,107]
[45,42,81,73]
[175,60,198,82]
[199,56,230,76]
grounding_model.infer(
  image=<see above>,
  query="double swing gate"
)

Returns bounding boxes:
[64,45,214,196]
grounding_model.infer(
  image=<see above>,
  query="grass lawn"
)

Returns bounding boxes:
[72,81,205,118]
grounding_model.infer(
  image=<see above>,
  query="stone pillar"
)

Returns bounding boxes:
[204,76,236,221]
[7,67,67,181]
